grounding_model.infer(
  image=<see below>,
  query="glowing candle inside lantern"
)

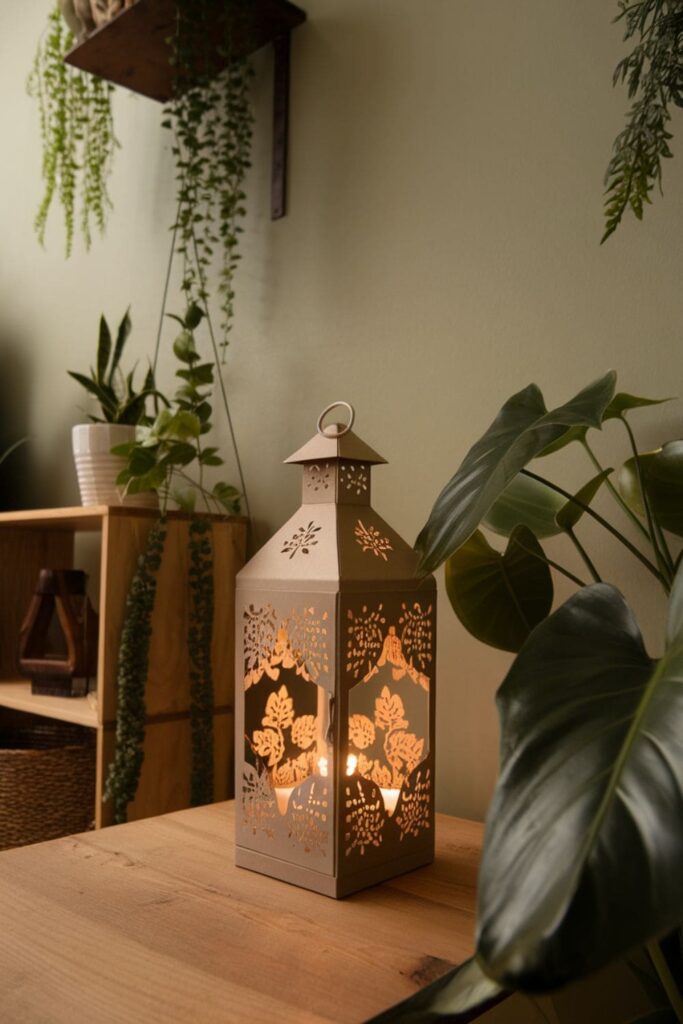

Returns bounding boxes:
[273,785,295,816]
[379,787,401,816]
[346,754,358,776]
[318,756,328,777]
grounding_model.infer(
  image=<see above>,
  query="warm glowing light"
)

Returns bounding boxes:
[317,756,329,778]
[379,787,401,816]
[273,785,295,816]
[346,754,358,776]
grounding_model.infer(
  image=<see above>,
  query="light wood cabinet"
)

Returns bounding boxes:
[0,506,247,827]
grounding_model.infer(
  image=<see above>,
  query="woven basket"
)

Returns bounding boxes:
[0,716,95,851]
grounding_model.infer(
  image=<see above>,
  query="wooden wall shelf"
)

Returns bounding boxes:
[0,506,247,829]
[64,0,306,218]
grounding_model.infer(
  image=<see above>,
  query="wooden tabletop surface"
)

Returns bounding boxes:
[0,801,483,1023]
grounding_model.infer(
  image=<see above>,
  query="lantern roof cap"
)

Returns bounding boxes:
[284,402,387,465]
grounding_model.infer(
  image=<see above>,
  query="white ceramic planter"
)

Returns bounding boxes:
[72,424,158,509]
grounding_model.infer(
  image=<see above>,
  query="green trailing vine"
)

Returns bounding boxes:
[188,517,215,806]
[603,0,683,241]
[104,516,167,824]
[164,0,254,354]
[27,3,117,256]
[104,304,240,813]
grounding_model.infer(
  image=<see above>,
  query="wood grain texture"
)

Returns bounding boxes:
[0,803,482,1024]
[0,509,246,835]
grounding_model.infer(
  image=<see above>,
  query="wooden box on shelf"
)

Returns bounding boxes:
[0,506,247,828]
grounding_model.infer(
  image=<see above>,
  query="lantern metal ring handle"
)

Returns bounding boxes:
[316,401,355,438]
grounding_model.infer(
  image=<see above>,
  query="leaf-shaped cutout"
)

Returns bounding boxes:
[387,731,424,774]
[371,762,393,788]
[374,686,408,732]
[349,713,376,750]
[555,468,613,531]
[252,728,284,768]
[262,684,294,730]
[291,714,317,750]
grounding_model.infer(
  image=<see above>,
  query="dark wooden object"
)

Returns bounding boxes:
[18,570,98,699]
[64,0,306,220]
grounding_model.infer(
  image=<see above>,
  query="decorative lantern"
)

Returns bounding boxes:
[235,402,436,897]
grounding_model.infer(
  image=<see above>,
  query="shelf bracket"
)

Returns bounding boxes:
[271,33,291,220]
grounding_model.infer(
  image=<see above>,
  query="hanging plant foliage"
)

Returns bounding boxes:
[603,0,683,241]
[104,516,167,824]
[27,3,117,256]
[165,0,254,353]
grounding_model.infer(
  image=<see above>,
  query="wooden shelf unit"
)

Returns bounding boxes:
[0,506,247,828]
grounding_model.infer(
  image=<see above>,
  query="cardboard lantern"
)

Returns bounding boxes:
[235,402,436,897]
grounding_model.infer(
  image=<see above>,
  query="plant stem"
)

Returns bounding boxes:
[565,528,602,583]
[581,437,651,541]
[190,227,251,520]
[521,469,667,587]
[647,940,683,1024]
[619,415,674,587]
[515,540,588,588]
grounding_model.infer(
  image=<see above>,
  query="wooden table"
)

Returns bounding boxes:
[0,801,484,1023]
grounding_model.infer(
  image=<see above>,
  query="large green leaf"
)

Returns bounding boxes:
[364,958,503,1023]
[602,392,673,422]
[473,575,683,991]
[415,373,616,574]
[536,391,671,458]
[445,526,553,653]
[483,474,565,539]
[618,442,683,537]
[109,308,131,385]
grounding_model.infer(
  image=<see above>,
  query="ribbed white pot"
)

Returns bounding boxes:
[72,424,158,509]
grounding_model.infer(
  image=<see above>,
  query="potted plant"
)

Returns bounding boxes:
[68,308,162,507]
[402,372,683,1020]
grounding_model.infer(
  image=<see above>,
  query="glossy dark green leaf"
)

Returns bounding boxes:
[475,576,683,990]
[618,442,683,537]
[483,474,565,539]
[602,392,673,421]
[445,526,553,652]
[415,373,616,574]
[184,302,204,329]
[536,424,589,458]
[555,469,612,531]
[97,315,112,384]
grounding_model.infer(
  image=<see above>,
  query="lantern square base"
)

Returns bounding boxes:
[235,841,435,899]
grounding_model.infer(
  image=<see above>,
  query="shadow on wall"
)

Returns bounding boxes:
[0,328,32,511]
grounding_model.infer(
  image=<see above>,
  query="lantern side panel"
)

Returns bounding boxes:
[336,586,436,895]
[236,591,337,885]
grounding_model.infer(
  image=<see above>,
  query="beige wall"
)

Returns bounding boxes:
[1,0,682,820]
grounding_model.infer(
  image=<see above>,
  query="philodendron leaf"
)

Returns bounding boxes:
[364,958,503,1023]
[445,526,553,653]
[618,442,683,537]
[415,372,616,574]
[483,474,565,539]
[536,391,671,457]
[555,468,612,531]
[602,392,673,421]
[474,574,683,991]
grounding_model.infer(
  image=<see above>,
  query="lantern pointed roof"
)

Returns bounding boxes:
[284,426,386,466]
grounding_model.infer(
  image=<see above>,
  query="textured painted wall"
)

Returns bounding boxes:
[1,0,682,819]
